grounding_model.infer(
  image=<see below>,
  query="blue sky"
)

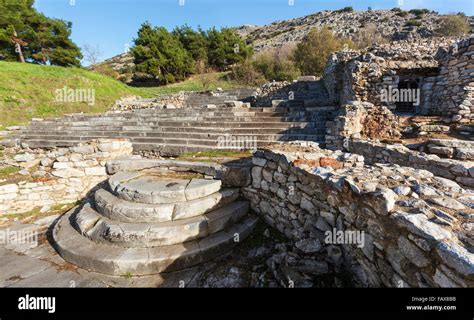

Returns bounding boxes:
[34,0,474,64]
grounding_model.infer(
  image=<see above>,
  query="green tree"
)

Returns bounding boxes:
[292,27,355,76]
[172,25,208,66]
[0,0,82,66]
[206,27,252,71]
[131,23,194,84]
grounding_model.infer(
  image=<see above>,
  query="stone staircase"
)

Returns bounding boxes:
[185,88,257,108]
[4,105,336,156]
[52,160,257,276]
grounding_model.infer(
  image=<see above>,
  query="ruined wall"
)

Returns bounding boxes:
[430,36,474,122]
[0,139,133,215]
[346,140,474,189]
[323,37,474,122]
[242,146,473,287]
[325,101,401,150]
[254,80,331,107]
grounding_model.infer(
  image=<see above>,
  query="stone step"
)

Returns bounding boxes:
[52,208,258,275]
[27,121,321,129]
[95,187,240,223]
[47,111,336,120]
[28,116,332,127]
[56,109,337,121]
[14,137,325,151]
[75,200,249,247]
[21,127,321,136]
[18,132,326,142]
[29,116,331,126]
[16,133,324,143]
[109,173,222,204]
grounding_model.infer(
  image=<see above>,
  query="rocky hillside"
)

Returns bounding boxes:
[92,9,473,82]
[234,9,471,51]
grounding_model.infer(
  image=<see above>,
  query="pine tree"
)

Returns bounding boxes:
[131,23,194,84]
[0,0,82,66]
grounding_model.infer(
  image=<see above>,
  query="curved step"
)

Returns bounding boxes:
[109,172,222,204]
[52,208,258,276]
[95,187,240,223]
[75,201,249,247]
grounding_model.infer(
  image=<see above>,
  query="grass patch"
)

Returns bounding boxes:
[0,166,20,178]
[2,201,78,222]
[137,72,246,96]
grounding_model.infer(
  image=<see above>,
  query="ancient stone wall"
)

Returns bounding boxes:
[242,146,473,287]
[430,36,474,122]
[408,139,474,161]
[0,139,133,215]
[323,37,474,123]
[325,101,401,150]
[254,80,331,107]
[346,140,474,189]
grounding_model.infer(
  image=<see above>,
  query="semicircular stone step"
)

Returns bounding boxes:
[95,187,240,223]
[109,172,222,204]
[74,201,249,247]
[52,208,258,276]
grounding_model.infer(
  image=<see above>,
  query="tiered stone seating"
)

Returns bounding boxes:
[52,160,257,276]
[4,105,336,155]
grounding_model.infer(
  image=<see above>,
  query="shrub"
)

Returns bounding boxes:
[405,20,422,27]
[396,11,408,17]
[292,27,355,76]
[231,44,300,85]
[436,15,470,37]
[391,7,402,12]
[409,9,430,16]
[230,59,266,86]
[336,6,354,13]
[252,45,300,81]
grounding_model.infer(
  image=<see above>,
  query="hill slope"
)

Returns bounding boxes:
[0,61,155,127]
[234,9,470,51]
[0,62,247,127]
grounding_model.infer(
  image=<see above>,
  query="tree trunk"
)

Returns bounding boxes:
[13,30,25,63]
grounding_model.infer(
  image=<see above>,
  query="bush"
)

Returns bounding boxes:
[396,11,408,17]
[231,44,300,85]
[336,7,354,13]
[409,9,430,16]
[391,7,402,12]
[405,20,422,27]
[292,27,355,76]
[436,15,470,37]
[230,59,266,86]
[252,45,300,81]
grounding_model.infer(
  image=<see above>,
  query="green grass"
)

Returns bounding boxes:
[0,61,245,127]
[0,165,20,178]
[138,72,246,96]
[0,61,155,127]
[1,201,78,223]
